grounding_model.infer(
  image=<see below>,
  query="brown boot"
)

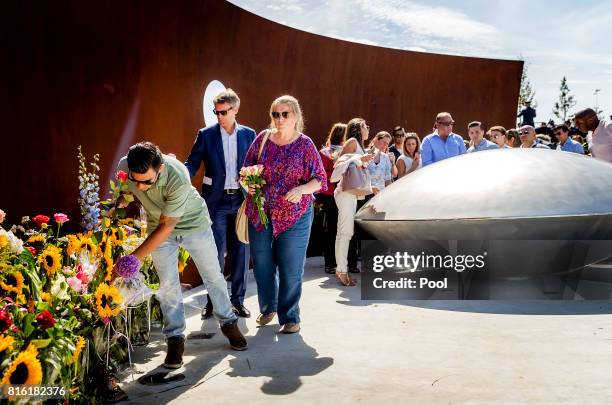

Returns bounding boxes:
[163,336,185,369]
[220,321,247,351]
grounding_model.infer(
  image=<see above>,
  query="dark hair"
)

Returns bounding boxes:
[326,123,347,146]
[346,118,366,149]
[468,121,484,130]
[127,142,163,173]
[554,124,569,133]
[402,133,421,158]
[393,126,405,135]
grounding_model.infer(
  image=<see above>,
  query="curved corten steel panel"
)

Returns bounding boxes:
[0,0,522,226]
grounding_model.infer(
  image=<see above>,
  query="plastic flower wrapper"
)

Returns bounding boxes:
[113,255,154,307]
[239,164,268,227]
[0,228,23,254]
[50,274,71,301]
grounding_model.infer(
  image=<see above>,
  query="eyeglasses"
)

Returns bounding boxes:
[519,130,532,135]
[128,170,160,185]
[437,121,454,127]
[491,133,503,138]
[213,107,233,116]
[271,111,290,119]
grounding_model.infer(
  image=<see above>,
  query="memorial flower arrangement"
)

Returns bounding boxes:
[239,164,268,227]
[0,149,160,402]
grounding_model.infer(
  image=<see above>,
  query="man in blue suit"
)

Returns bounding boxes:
[185,88,256,318]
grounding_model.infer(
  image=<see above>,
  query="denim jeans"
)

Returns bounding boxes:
[248,206,313,325]
[150,227,237,338]
[210,192,250,306]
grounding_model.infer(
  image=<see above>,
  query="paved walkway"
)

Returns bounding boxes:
[120,257,612,404]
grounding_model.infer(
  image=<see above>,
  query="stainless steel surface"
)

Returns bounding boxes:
[355,149,612,276]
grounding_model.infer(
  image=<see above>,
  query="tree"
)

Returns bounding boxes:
[552,76,576,121]
[518,62,537,115]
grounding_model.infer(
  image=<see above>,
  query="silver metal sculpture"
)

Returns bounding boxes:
[355,149,612,277]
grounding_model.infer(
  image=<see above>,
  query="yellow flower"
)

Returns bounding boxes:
[0,235,8,249]
[40,223,48,229]
[72,336,86,363]
[40,292,52,304]
[95,283,123,318]
[0,344,43,385]
[110,227,126,246]
[103,240,113,281]
[26,234,45,244]
[0,271,25,295]
[0,335,15,353]
[38,245,62,276]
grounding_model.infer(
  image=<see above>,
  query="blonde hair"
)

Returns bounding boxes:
[269,95,304,133]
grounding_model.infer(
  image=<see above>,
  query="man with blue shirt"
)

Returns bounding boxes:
[554,124,584,154]
[466,121,499,152]
[185,89,256,319]
[421,112,466,166]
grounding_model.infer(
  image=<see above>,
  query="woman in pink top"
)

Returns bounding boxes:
[242,95,326,334]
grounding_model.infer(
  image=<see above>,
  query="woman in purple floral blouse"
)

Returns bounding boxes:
[242,95,326,334]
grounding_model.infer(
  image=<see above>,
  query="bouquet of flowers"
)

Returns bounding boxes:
[239,164,268,227]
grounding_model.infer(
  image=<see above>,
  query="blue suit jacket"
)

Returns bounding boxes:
[185,123,256,212]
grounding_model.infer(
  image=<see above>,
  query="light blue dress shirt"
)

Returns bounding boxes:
[421,132,467,166]
[557,138,584,154]
[220,125,239,189]
[467,139,499,153]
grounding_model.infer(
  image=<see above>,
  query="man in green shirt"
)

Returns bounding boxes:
[117,142,247,369]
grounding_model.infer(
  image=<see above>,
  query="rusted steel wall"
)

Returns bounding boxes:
[0,0,522,224]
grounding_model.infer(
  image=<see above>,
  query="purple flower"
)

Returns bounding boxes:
[116,255,141,279]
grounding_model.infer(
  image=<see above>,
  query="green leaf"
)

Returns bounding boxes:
[30,338,52,349]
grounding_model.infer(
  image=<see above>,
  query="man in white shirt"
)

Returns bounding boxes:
[575,108,612,162]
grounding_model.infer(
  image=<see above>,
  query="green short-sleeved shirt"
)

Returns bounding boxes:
[117,154,211,236]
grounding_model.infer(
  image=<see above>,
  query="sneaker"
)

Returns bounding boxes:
[280,323,301,334]
[256,312,276,326]
[162,336,185,369]
[220,322,247,351]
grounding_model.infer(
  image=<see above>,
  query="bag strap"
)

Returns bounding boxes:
[257,130,271,163]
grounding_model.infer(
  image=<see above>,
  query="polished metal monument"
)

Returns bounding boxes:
[355,149,612,277]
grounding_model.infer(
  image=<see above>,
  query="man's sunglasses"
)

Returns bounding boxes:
[271,111,290,119]
[128,170,160,185]
[213,107,233,116]
[519,130,532,135]
[437,121,454,127]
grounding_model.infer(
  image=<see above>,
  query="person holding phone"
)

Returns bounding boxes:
[397,133,422,178]
[367,131,395,194]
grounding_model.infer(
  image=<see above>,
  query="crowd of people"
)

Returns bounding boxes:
[115,88,611,370]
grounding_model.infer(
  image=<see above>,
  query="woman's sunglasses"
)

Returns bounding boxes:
[271,111,290,119]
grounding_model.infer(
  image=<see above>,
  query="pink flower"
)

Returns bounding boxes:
[0,209,5,224]
[101,317,111,325]
[67,276,83,293]
[76,268,92,285]
[53,213,69,224]
[116,170,128,182]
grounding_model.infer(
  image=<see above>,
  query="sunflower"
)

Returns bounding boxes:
[95,283,123,318]
[0,334,15,353]
[38,245,62,276]
[103,239,113,281]
[0,344,43,385]
[72,336,86,363]
[0,271,25,295]
[66,234,81,256]
[40,292,52,304]
[109,227,126,246]
[0,235,8,250]
[26,234,46,244]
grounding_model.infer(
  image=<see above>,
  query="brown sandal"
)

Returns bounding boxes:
[337,272,356,287]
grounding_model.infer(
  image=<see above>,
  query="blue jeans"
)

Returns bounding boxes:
[210,193,250,306]
[248,206,313,325]
[150,227,237,338]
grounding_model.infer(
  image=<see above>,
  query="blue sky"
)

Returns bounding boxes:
[230,0,611,123]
